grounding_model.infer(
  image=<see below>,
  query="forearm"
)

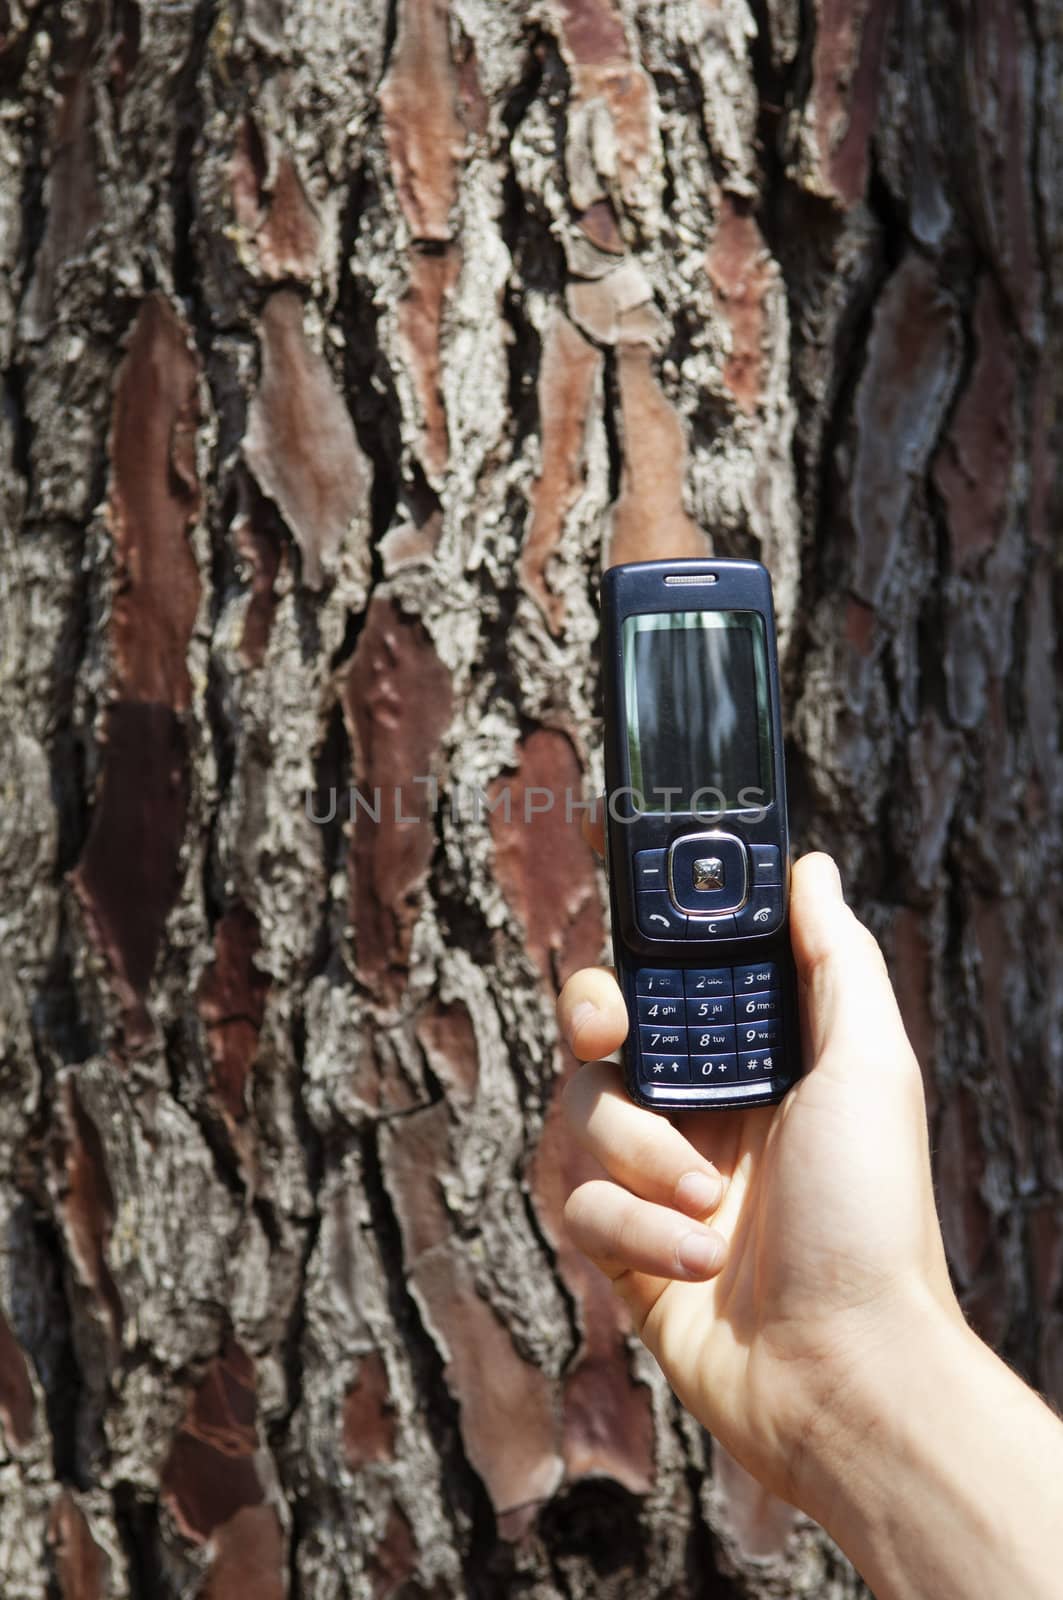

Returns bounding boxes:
[802,1291,1063,1600]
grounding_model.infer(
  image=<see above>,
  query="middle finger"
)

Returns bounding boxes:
[563,1059,727,1218]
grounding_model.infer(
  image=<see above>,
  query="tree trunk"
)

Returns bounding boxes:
[1,0,1060,1595]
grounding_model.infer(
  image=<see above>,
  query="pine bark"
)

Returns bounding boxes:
[0,1,1061,1596]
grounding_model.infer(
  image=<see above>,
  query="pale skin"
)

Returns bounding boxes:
[558,850,1063,1600]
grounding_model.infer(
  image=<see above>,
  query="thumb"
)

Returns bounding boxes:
[789,852,917,1080]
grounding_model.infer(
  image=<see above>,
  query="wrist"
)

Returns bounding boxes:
[790,1281,974,1528]
[792,1285,1063,1600]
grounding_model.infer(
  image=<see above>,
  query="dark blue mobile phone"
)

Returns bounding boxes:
[601,558,801,1111]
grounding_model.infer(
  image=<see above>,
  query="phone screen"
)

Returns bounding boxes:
[622,610,773,813]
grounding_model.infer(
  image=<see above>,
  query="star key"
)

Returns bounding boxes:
[647,1057,684,1080]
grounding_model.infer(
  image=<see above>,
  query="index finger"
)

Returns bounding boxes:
[557,965,629,1061]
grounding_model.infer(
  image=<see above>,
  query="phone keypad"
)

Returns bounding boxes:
[633,963,787,1090]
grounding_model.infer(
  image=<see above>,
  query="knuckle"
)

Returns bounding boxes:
[562,1182,601,1248]
[560,1064,596,1130]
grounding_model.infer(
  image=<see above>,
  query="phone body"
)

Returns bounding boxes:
[601,558,800,1111]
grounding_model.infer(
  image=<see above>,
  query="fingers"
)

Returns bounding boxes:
[790,852,918,1078]
[563,1060,725,1215]
[557,966,629,1061]
[565,1178,727,1283]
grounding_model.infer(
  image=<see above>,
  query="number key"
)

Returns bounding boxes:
[735,990,778,1021]
[733,961,777,991]
[636,996,683,1024]
[639,1026,684,1054]
[635,968,683,997]
[684,968,732,996]
[686,995,734,1025]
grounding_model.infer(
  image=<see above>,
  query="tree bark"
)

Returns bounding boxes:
[0,0,1060,1595]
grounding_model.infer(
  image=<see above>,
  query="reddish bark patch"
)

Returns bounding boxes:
[380,506,444,574]
[967,0,1038,334]
[382,1102,452,1261]
[454,23,489,140]
[520,316,602,634]
[571,64,654,209]
[971,898,1032,1186]
[809,0,892,206]
[0,1304,34,1451]
[844,595,875,658]
[490,730,652,1491]
[905,712,964,894]
[231,119,323,281]
[56,1078,123,1345]
[49,1493,107,1600]
[357,1038,425,1117]
[243,291,369,589]
[554,1,652,213]
[201,1505,286,1600]
[1041,1314,1063,1411]
[1029,1203,1063,1309]
[1028,368,1051,551]
[1024,561,1058,798]
[576,200,624,254]
[607,347,708,569]
[529,1065,654,1493]
[706,199,772,415]
[342,1351,396,1469]
[936,1085,991,1288]
[488,728,604,989]
[70,703,189,1035]
[414,1249,562,1521]
[233,489,285,669]
[108,295,202,710]
[380,0,464,242]
[849,254,958,607]
[162,1338,263,1543]
[397,246,461,479]
[107,1,140,104]
[384,1105,563,1520]
[557,0,629,64]
[933,279,1016,570]
[198,904,270,1129]
[368,1502,418,1598]
[75,312,200,1035]
[259,157,321,280]
[343,598,454,1000]
[415,999,479,1104]
[24,63,101,330]
[889,907,937,1117]
[231,114,267,239]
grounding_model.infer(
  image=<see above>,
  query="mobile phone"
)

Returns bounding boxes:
[601,558,800,1111]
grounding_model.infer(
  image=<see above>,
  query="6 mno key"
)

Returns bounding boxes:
[601,558,801,1111]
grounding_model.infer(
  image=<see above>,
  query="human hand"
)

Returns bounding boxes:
[557,852,965,1515]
